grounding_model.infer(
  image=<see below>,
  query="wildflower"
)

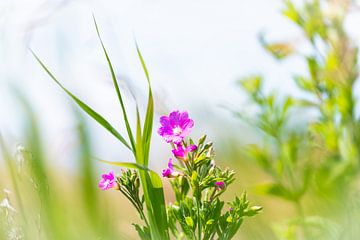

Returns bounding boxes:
[214,181,226,190]
[98,171,118,191]
[158,110,194,144]
[162,159,180,178]
[172,144,197,161]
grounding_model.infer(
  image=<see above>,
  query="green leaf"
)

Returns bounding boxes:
[98,159,149,171]
[282,0,302,24]
[135,105,144,165]
[259,33,294,60]
[185,217,194,227]
[206,219,215,225]
[255,182,299,201]
[135,40,150,84]
[294,76,314,92]
[133,224,151,240]
[139,170,170,240]
[135,41,154,167]
[31,50,132,151]
[93,16,136,153]
[238,75,263,95]
[142,89,153,167]
[148,171,169,237]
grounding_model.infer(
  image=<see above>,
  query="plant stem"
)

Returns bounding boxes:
[195,187,202,240]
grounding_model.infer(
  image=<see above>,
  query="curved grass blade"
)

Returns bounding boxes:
[98,159,149,171]
[135,42,154,166]
[31,50,132,151]
[93,16,136,153]
[134,41,169,239]
[135,105,145,165]
[142,90,153,166]
[134,104,169,239]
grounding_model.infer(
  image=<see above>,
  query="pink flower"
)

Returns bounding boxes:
[158,111,194,144]
[98,171,117,191]
[214,181,226,190]
[162,159,180,178]
[172,144,197,161]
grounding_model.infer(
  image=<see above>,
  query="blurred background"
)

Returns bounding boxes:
[1,0,360,239]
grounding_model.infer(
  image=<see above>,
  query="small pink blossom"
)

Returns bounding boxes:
[158,111,194,144]
[172,144,197,161]
[98,171,117,191]
[214,181,226,190]
[162,159,180,178]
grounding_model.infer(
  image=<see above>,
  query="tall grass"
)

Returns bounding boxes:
[0,90,124,239]
[31,17,169,240]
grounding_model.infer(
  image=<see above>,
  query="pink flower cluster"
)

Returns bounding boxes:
[158,110,196,178]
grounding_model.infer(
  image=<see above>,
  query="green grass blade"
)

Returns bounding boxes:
[93,16,136,153]
[15,90,65,239]
[142,90,153,166]
[98,160,149,171]
[148,171,169,235]
[31,50,132,151]
[135,42,154,166]
[134,41,169,239]
[135,41,150,84]
[135,105,145,165]
[142,171,169,240]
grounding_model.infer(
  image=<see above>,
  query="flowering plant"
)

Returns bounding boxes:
[158,111,262,240]
[33,18,261,239]
[98,110,262,239]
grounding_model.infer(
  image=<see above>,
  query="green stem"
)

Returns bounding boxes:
[119,189,150,229]
[138,207,150,229]
[195,187,202,240]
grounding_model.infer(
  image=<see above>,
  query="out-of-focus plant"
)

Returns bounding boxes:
[234,0,360,239]
[0,90,122,239]
[32,18,261,239]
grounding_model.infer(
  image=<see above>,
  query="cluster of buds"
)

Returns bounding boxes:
[157,111,261,239]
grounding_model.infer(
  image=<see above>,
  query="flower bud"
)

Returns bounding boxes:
[214,181,226,190]
[198,135,207,146]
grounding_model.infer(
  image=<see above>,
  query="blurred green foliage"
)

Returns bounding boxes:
[0,91,123,239]
[236,0,360,239]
